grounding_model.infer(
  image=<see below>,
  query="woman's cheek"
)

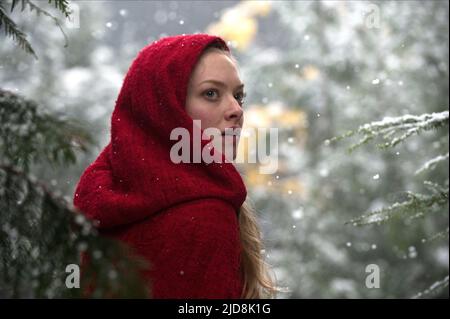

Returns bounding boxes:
[196,107,217,127]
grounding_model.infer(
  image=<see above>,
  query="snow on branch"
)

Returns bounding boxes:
[0,165,149,298]
[329,111,449,152]
[421,227,449,244]
[412,275,449,299]
[346,182,448,226]
[415,152,449,175]
[0,89,93,172]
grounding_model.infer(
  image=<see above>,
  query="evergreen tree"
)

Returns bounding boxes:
[0,0,71,58]
[332,110,449,297]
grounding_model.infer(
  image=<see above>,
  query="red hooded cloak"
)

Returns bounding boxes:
[73,34,247,298]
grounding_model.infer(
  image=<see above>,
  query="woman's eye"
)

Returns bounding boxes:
[235,91,247,105]
[204,89,219,99]
[203,89,246,106]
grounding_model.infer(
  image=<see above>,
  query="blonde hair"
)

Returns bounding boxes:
[239,200,279,298]
[202,42,280,299]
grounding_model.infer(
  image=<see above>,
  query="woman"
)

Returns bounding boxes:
[74,33,278,298]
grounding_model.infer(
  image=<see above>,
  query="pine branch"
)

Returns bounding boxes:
[0,165,150,298]
[0,3,37,58]
[328,111,449,152]
[415,153,449,175]
[346,183,448,226]
[1,0,71,58]
[11,0,71,18]
[412,275,449,299]
[48,0,71,18]
[421,227,449,244]
[0,89,94,173]
[21,0,69,48]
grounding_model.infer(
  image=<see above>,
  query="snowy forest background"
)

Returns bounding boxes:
[0,0,448,298]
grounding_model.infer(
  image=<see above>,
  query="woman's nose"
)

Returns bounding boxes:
[224,95,243,121]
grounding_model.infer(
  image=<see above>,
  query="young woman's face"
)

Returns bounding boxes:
[186,49,245,158]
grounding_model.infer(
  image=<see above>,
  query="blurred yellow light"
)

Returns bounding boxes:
[206,0,273,52]
[302,65,320,80]
[243,107,272,127]
[240,0,272,17]
[280,178,305,196]
[277,110,307,127]
[207,16,257,52]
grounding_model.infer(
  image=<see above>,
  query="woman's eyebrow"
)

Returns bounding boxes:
[199,79,245,90]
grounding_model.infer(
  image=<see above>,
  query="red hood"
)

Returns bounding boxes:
[74,34,247,229]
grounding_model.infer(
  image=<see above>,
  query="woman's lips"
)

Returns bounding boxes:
[221,127,241,136]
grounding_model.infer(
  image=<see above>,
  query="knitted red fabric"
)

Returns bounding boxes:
[73,34,247,299]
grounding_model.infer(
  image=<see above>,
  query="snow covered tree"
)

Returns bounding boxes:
[331,111,449,297]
